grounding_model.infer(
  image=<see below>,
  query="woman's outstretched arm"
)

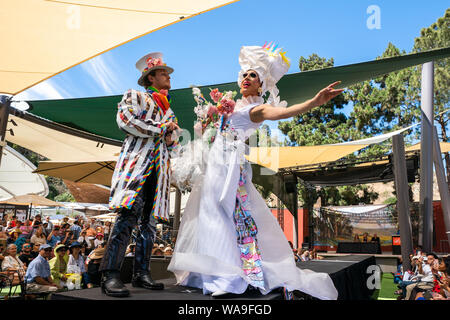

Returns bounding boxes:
[249,81,344,123]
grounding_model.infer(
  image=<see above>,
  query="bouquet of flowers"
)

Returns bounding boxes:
[192,87,237,145]
[170,87,237,192]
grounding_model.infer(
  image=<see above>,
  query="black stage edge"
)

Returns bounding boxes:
[51,255,376,301]
[296,255,377,300]
[50,278,283,300]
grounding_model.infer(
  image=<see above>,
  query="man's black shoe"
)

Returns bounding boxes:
[131,273,164,290]
[101,271,130,297]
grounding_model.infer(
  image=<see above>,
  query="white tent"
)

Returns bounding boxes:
[0,145,48,201]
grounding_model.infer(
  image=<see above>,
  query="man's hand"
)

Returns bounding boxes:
[164,122,179,146]
[165,122,179,133]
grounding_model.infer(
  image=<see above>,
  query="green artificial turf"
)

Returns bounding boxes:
[377,273,398,300]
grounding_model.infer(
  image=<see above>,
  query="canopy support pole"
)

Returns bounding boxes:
[433,127,450,247]
[419,61,434,252]
[307,190,314,250]
[293,187,299,250]
[0,95,11,166]
[392,134,413,271]
[173,188,182,238]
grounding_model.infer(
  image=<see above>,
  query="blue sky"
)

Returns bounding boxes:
[14,0,449,136]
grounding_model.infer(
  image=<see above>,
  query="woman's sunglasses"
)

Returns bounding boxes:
[242,72,258,79]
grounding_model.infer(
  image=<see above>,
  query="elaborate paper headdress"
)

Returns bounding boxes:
[238,42,291,107]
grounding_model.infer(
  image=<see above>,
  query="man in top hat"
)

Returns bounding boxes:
[100,52,180,297]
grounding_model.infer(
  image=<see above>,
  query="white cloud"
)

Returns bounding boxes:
[14,79,72,101]
[81,53,122,95]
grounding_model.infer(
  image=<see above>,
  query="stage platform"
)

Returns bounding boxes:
[296,254,377,300]
[319,253,400,273]
[51,255,376,301]
[50,278,284,300]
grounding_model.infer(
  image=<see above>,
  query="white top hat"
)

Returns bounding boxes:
[136,52,174,87]
[238,42,291,107]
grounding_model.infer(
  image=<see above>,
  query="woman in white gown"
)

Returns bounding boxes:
[168,44,343,300]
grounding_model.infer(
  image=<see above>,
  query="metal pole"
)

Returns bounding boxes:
[308,188,314,250]
[292,188,298,250]
[173,188,182,238]
[432,127,450,246]
[419,61,434,252]
[0,95,12,165]
[392,134,413,271]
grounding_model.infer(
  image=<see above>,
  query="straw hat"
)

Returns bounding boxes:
[90,247,105,260]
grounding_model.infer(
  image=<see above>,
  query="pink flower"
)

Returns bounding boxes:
[159,89,168,96]
[218,98,236,115]
[207,105,218,119]
[209,88,223,103]
[147,57,162,68]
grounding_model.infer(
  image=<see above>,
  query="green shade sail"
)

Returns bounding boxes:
[25,47,450,141]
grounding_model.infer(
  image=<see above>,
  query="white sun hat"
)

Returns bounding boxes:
[136,52,174,87]
[238,42,291,107]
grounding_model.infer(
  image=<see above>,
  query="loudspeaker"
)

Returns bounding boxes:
[284,175,297,194]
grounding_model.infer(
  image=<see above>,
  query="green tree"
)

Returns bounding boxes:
[279,53,379,206]
[412,8,450,190]
[278,8,450,206]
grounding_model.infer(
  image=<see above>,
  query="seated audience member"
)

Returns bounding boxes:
[47,226,62,248]
[9,216,18,229]
[163,245,173,256]
[84,223,97,238]
[152,244,164,256]
[353,234,361,242]
[94,233,104,248]
[7,230,20,246]
[70,220,82,240]
[0,243,5,266]
[19,243,34,267]
[405,253,437,300]
[49,244,69,287]
[68,242,93,289]
[43,218,53,237]
[370,233,380,243]
[103,221,112,241]
[24,244,60,293]
[19,220,33,240]
[86,246,105,286]
[30,243,40,259]
[2,244,27,285]
[396,255,422,297]
[14,233,27,253]
[77,230,89,246]
[32,215,42,227]
[30,226,47,247]
[428,257,450,300]
[299,250,310,262]
[61,229,74,247]
[362,233,369,242]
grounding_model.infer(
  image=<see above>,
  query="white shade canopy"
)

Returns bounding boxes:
[87,204,109,211]
[0,145,48,201]
[0,0,238,95]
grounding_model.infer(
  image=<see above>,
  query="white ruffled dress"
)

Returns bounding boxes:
[168,96,338,300]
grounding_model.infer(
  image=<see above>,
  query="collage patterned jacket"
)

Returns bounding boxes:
[109,88,178,222]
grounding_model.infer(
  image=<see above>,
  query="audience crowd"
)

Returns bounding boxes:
[0,214,175,297]
[1,214,448,301]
